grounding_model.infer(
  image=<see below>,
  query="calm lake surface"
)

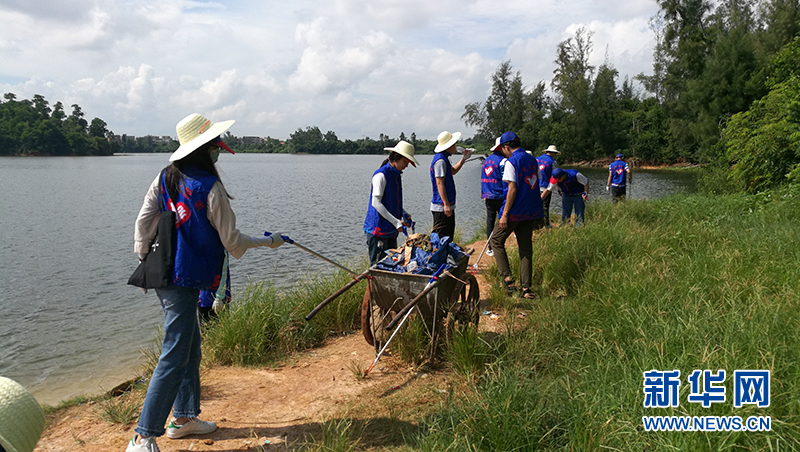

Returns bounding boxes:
[0,153,696,405]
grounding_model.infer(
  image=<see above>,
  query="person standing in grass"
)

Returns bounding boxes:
[130,113,286,452]
[607,153,631,203]
[430,130,471,240]
[541,167,588,226]
[364,141,418,265]
[536,145,560,226]
[480,136,505,256]
[490,132,546,300]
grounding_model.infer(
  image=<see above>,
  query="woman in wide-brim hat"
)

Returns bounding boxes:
[0,376,45,452]
[129,113,289,452]
[363,140,418,265]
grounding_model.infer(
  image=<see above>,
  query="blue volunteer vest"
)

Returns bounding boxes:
[609,160,628,186]
[481,151,505,200]
[430,152,456,206]
[363,163,403,238]
[499,149,544,221]
[556,169,585,196]
[161,168,225,291]
[536,154,556,188]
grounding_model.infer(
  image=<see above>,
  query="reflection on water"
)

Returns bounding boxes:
[0,154,695,405]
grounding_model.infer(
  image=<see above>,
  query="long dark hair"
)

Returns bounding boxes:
[163,141,229,201]
[380,151,404,168]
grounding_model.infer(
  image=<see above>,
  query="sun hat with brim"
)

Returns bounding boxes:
[490,136,501,151]
[545,145,560,154]
[384,140,419,167]
[434,131,461,153]
[169,113,235,162]
[0,377,45,452]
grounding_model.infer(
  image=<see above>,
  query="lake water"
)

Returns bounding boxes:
[0,153,696,405]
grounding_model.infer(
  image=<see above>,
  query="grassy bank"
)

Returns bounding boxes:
[417,189,800,451]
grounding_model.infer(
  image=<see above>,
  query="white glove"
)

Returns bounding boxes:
[212,297,225,313]
[606,185,609,191]
[266,233,285,249]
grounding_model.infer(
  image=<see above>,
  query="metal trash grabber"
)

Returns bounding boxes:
[470,227,495,275]
[364,303,417,376]
[305,268,370,321]
[265,232,359,277]
[385,264,447,331]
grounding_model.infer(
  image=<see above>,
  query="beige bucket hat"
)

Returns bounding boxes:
[434,131,461,153]
[0,377,45,452]
[544,144,560,154]
[169,113,235,162]
[384,140,419,167]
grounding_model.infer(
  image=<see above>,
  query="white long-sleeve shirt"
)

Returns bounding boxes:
[371,172,407,229]
[134,173,271,259]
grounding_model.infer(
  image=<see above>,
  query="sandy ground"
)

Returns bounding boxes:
[35,237,510,451]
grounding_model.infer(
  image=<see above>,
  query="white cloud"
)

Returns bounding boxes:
[0,0,660,139]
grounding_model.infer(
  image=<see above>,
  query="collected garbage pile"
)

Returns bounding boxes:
[375,233,467,275]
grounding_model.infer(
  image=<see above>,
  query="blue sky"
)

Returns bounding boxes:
[0,0,660,140]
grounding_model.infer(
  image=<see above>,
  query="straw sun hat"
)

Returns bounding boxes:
[0,377,45,452]
[384,140,419,167]
[433,131,462,153]
[545,145,560,154]
[169,113,236,162]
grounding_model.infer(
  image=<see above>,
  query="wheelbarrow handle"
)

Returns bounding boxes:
[305,269,370,321]
[385,263,447,331]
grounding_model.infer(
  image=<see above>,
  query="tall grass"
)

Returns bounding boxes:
[203,261,366,367]
[417,190,800,450]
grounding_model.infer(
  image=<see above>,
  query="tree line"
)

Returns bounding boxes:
[462,0,800,194]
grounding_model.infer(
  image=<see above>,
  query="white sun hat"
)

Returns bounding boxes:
[169,113,236,162]
[0,377,45,452]
[433,131,462,153]
[490,136,502,151]
[384,140,419,167]
[545,144,560,154]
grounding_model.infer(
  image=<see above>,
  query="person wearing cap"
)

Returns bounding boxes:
[489,132,546,299]
[363,141,418,265]
[430,131,471,240]
[130,113,287,452]
[536,145,560,226]
[480,137,506,256]
[541,167,589,226]
[0,376,45,452]
[607,153,631,203]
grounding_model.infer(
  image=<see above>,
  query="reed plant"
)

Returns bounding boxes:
[416,191,800,450]
[203,260,365,367]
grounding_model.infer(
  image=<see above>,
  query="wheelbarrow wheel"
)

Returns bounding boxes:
[361,285,393,348]
[443,273,480,343]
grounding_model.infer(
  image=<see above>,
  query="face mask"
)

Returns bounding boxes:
[209,148,219,163]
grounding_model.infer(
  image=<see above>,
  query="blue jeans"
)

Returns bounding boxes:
[561,194,585,226]
[136,285,202,437]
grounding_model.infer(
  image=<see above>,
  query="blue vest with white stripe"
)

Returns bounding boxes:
[161,168,225,291]
[536,154,556,188]
[500,149,544,221]
[481,151,505,200]
[430,152,456,206]
[609,160,628,186]
[363,163,403,238]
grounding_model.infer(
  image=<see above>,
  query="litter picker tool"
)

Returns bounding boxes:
[305,268,371,321]
[265,232,359,277]
[470,228,495,275]
[364,303,416,376]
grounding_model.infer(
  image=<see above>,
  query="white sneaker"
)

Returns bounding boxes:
[166,417,218,439]
[486,249,494,257]
[126,436,160,452]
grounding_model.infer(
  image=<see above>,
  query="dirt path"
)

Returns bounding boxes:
[35,239,504,451]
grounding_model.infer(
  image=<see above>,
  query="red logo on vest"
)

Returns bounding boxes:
[525,175,537,189]
[484,166,494,176]
[175,202,191,227]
